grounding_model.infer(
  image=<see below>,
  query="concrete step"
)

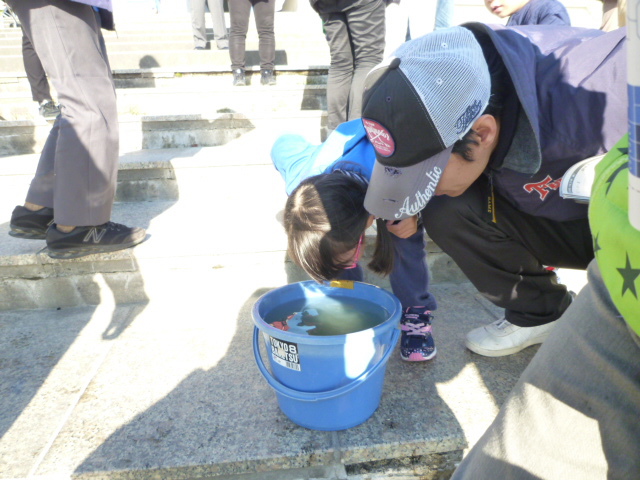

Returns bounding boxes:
[0,75,329,121]
[0,11,330,71]
[0,45,330,72]
[0,136,469,312]
[0,277,538,480]
[0,132,587,310]
[0,108,328,156]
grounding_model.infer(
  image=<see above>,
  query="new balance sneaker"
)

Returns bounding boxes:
[39,100,60,119]
[9,205,54,239]
[46,222,146,259]
[400,307,436,361]
[232,68,246,86]
[260,69,276,86]
[465,318,557,357]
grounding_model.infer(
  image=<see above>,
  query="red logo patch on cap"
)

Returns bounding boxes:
[363,119,395,157]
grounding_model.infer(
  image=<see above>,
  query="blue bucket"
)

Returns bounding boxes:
[252,281,402,431]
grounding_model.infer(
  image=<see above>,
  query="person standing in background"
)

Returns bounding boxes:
[385,0,454,57]
[310,0,386,138]
[229,0,276,86]
[599,0,626,31]
[190,0,229,50]
[484,0,571,25]
[21,30,60,119]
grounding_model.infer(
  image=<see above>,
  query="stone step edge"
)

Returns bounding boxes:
[0,242,463,311]
[1,146,282,176]
[0,109,327,129]
[0,64,330,80]
[0,83,328,102]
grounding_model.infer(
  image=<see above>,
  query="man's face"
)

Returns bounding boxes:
[435,151,491,197]
[484,0,529,18]
[434,115,499,197]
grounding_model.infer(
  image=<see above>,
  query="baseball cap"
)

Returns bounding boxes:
[362,26,491,220]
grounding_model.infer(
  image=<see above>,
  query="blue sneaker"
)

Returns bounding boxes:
[400,307,436,361]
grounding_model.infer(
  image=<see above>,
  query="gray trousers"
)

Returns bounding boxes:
[8,0,119,227]
[451,260,640,479]
[190,0,228,49]
[229,0,276,70]
[21,30,52,104]
[319,0,386,131]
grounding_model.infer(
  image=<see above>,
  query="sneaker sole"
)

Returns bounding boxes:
[9,227,47,240]
[46,237,146,259]
[465,334,550,358]
[401,347,437,362]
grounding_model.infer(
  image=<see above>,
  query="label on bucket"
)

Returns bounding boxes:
[329,280,354,289]
[269,336,301,371]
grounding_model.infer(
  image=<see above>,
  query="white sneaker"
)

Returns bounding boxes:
[465,318,557,357]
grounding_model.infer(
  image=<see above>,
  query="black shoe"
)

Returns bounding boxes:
[39,100,60,119]
[46,222,146,259]
[233,68,246,86]
[260,69,276,86]
[9,205,54,239]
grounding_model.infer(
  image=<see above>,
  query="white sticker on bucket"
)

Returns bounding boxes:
[269,336,301,371]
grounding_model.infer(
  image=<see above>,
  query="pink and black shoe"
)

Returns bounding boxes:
[400,307,436,362]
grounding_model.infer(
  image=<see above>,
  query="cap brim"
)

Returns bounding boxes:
[364,146,452,220]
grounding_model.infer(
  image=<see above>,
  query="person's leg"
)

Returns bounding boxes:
[384,0,409,56]
[389,225,437,311]
[617,0,627,27]
[343,0,385,121]
[321,12,352,132]
[251,0,276,70]
[390,224,438,362]
[229,0,251,70]
[11,0,118,227]
[207,0,228,49]
[424,180,591,328]
[451,260,640,480]
[21,30,52,104]
[600,0,619,31]
[406,0,437,39]
[190,0,208,48]
[434,0,453,29]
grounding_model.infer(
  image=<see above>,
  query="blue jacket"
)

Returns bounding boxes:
[273,23,627,223]
[271,119,375,194]
[506,0,571,26]
[468,23,627,221]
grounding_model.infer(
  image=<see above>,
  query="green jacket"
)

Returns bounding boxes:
[589,135,640,335]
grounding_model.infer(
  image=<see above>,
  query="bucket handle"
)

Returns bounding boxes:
[253,327,400,402]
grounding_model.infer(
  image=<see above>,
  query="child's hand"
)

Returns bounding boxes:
[386,216,418,238]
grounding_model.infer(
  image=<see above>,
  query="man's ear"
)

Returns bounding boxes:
[471,114,499,148]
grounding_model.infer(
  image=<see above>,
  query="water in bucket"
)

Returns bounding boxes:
[264,296,389,336]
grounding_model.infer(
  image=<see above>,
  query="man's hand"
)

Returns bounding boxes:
[386,216,418,238]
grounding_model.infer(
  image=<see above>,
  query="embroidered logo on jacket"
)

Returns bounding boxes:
[523,175,562,200]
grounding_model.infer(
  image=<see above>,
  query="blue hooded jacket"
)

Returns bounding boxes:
[271,119,374,195]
